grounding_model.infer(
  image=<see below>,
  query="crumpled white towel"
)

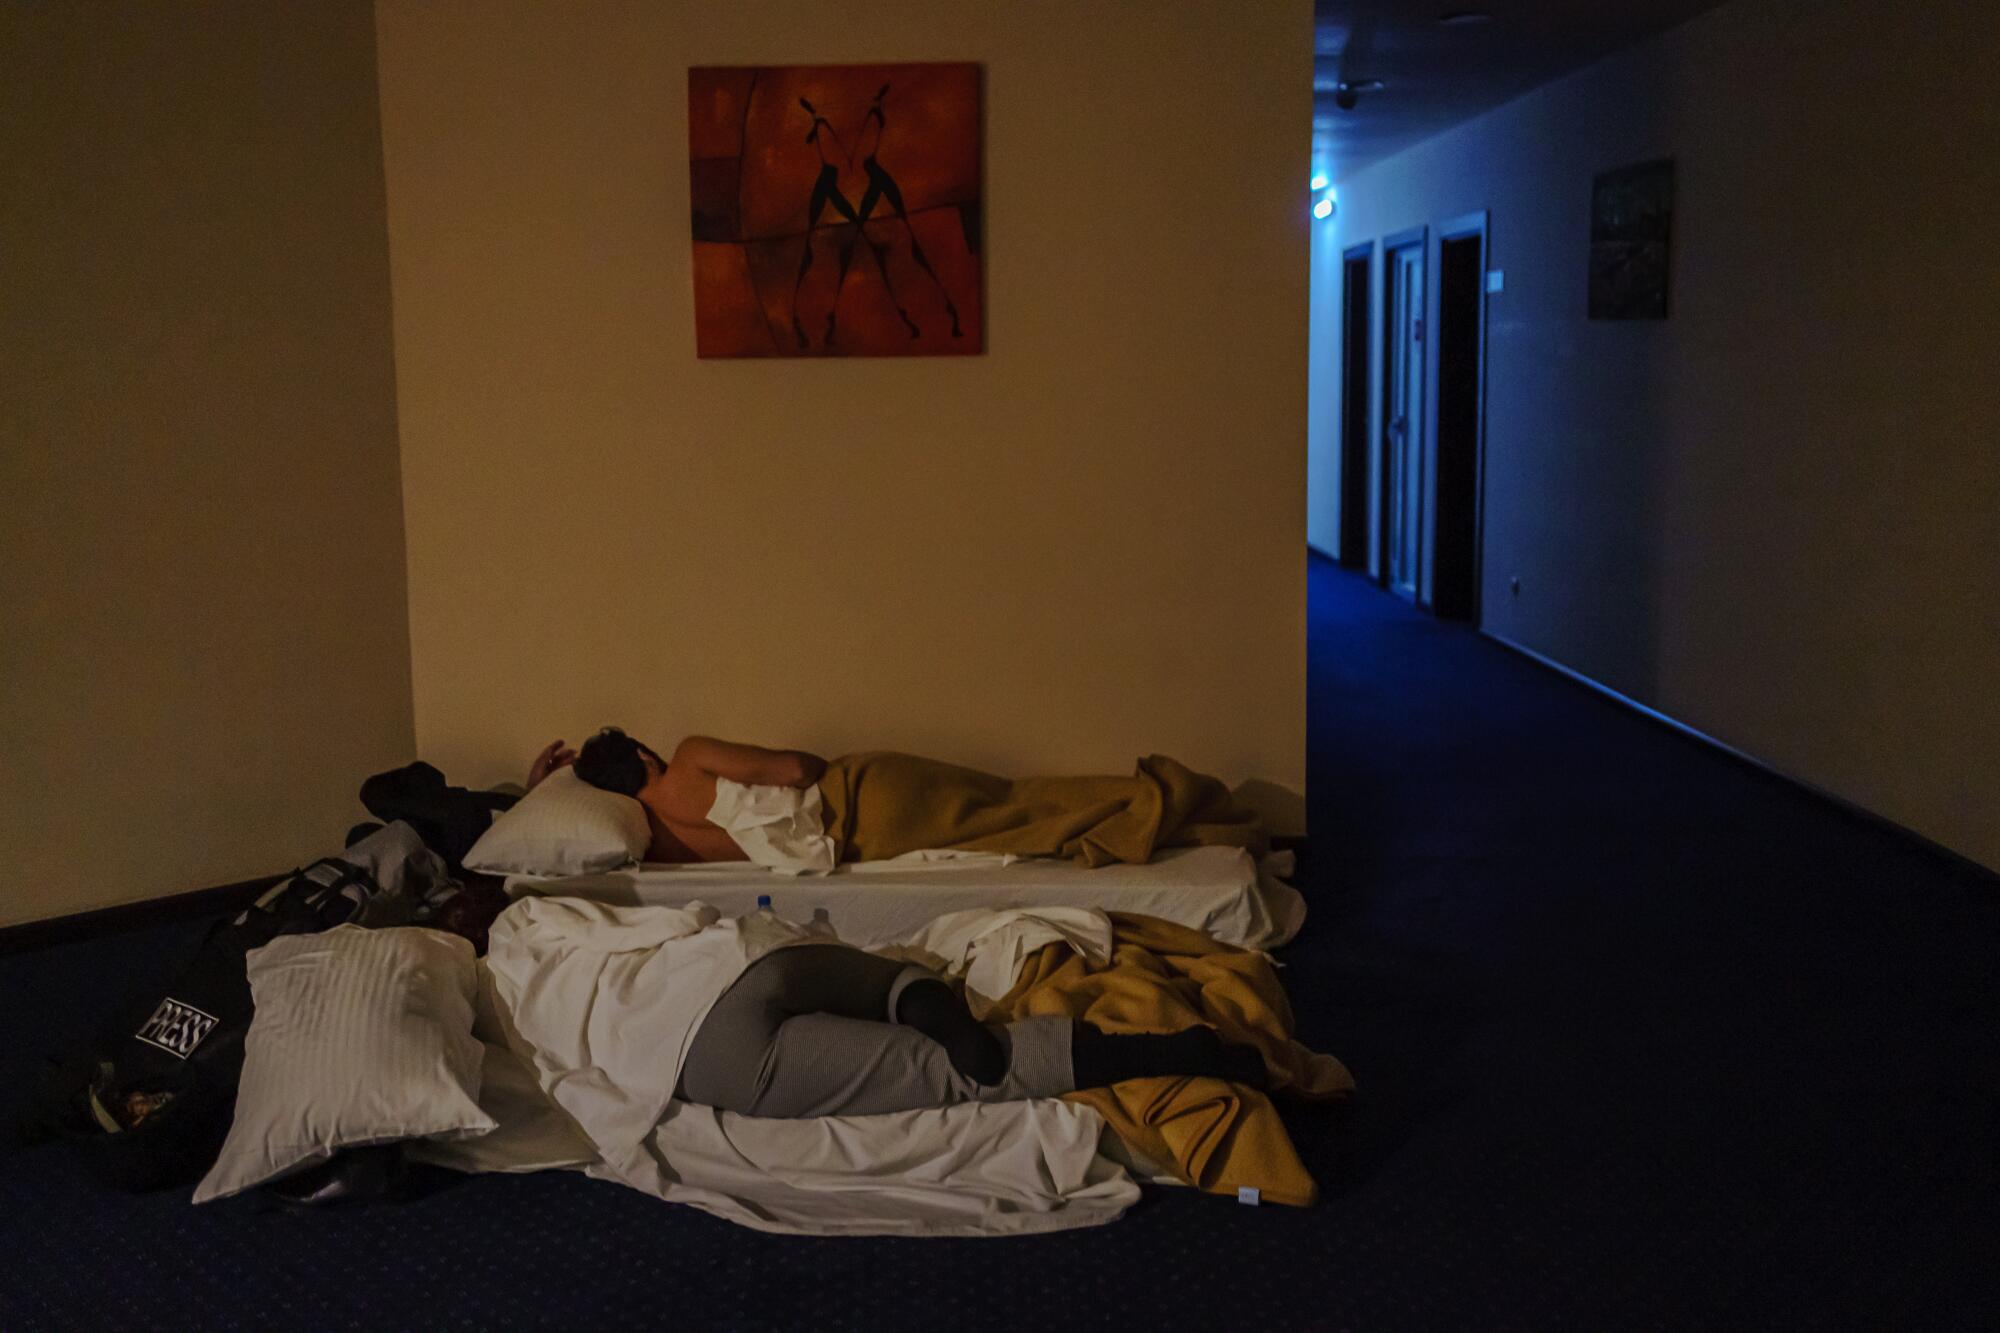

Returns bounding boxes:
[895,906,1116,1010]
[707,778,839,875]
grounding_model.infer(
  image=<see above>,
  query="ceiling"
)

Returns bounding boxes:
[1313,0,1731,180]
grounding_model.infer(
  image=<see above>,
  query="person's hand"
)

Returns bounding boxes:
[526,739,577,790]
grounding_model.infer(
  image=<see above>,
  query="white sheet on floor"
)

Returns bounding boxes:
[436,899,1143,1235]
[406,1033,598,1176]
[596,1098,1138,1237]
[506,844,1305,950]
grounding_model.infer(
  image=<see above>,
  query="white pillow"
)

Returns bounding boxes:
[193,926,496,1203]
[461,765,651,877]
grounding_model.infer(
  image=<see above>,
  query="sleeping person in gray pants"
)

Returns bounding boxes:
[676,942,1266,1118]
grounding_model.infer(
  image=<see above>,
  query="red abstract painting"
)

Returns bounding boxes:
[689,62,983,358]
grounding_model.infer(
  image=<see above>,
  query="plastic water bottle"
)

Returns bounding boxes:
[742,892,787,952]
[807,906,836,939]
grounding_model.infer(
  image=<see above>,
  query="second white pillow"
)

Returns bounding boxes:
[462,764,651,877]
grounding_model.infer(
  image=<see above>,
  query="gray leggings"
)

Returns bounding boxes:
[677,942,1075,1118]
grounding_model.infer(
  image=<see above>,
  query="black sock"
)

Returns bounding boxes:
[1069,1023,1269,1090]
[893,979,1007,1085]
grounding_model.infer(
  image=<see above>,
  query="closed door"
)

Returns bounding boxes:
[1383,244,1426,598]
[1432,227,1486,621]
[1338,252,1372,568]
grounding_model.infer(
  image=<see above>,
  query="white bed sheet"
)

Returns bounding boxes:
[412,1022,1140,1237]
[503,845,1306,951]
[413,903,1149,1235]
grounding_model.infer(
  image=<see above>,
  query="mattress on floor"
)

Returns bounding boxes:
[503,845,1306,950]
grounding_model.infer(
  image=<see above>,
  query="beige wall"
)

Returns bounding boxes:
[1315,0,2000,868]
[374,1,1312,813]
[0,2,415,926]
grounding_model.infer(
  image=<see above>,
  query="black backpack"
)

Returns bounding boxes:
[16,822,448,1192]
[359,761,518,873]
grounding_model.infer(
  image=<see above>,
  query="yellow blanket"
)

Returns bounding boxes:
[817,752,1267,867]
[982,912,1353,1207]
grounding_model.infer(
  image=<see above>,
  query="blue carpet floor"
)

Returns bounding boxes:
[3,555,1995,1330]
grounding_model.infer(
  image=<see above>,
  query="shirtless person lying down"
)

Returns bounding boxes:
[525,728,817,864]
[530,725,1265,870]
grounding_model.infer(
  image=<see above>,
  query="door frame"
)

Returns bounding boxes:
[1338,241,1374,570]
[1378,225,1427,594]
[1432,209,1490,622]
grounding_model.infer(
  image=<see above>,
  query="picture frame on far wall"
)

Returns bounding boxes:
[1588,158,1674,320]
[688,61,984,358]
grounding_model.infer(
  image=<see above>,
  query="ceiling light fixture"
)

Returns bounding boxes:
[1331,79,1382,111]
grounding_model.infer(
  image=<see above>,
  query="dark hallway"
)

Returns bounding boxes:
[1298,552,1999,1326]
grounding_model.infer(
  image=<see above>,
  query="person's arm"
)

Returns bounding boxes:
[525,739,577,790]
[674,736,826,789]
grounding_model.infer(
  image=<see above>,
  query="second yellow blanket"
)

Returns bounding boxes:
[817,751,1267,867]
[983,912,1353,1207]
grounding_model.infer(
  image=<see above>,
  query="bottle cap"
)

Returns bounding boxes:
[756,894,772,910]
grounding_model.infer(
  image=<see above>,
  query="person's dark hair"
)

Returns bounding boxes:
[573,727,663,796]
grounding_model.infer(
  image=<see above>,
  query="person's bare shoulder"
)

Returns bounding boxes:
[672,736,819,788]
[671,735,722,769]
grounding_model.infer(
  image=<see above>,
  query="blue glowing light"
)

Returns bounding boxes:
[1310,173,1329,192]
[1313,197,1334,220]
